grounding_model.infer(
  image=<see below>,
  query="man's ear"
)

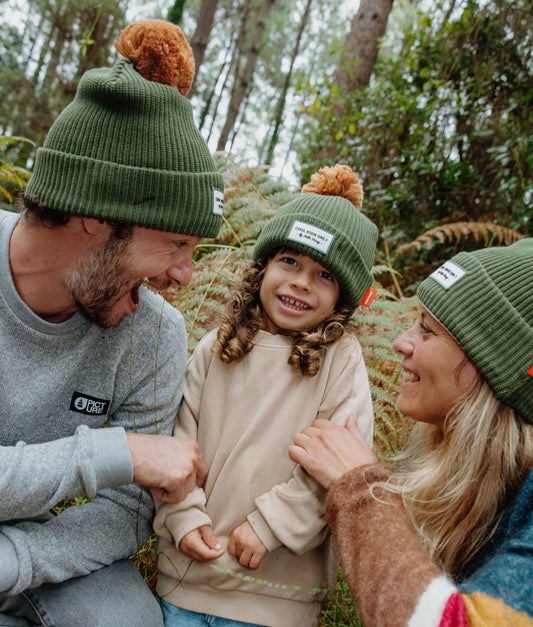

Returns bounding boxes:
[79,217,112,236]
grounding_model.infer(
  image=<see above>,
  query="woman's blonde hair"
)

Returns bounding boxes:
[384,378,533,578]
[212,258,354,377]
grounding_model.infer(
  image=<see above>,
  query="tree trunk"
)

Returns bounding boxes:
[189,0,219,87]
[216,0,276,152]
[265,0,312,165]
[335,0,394,93]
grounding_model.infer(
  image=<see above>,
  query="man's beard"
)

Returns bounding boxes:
[63,234,138,329]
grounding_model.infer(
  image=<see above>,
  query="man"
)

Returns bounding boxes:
[0,19,223,626]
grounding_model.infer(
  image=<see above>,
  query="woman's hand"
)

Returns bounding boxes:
[289,414,377,489]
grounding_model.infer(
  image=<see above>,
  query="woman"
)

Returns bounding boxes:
[289,238,533,626]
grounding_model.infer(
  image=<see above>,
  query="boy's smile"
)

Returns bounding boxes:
[259,248,340,333]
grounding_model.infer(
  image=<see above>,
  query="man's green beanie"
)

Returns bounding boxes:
[253,171,378,312]
[418,238,533,423]
[26,29,223,237]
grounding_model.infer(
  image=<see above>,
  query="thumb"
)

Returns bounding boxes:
[200,525,223,551]
[345,413,359,433]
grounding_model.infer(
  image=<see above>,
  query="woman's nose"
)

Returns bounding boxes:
[393,326,415,356]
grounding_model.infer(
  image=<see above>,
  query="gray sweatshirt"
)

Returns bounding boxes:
[0,210,186,595]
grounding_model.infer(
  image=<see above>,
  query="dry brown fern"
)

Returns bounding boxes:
[397,221,523,256]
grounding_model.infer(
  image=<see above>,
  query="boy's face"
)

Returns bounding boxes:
[259,248,340,334]
[64,226,200,328]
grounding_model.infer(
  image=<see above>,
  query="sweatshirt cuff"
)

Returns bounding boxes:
[90,427,133,491]
[247,510,281,551]
[0,533,18,592]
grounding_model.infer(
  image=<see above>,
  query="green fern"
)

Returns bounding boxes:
[0,135,34,204]
[397,221,523,257]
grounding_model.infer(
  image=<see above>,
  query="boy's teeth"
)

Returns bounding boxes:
[280,296,308,310]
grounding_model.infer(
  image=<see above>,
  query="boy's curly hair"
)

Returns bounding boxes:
[212,258,354,377]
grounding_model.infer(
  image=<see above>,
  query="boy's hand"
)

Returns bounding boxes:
[228,521,267,570]
[179,525,225,562]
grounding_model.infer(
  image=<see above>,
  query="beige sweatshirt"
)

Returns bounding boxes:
[154,329,374,627]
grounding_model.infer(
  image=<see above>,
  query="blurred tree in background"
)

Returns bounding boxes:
[1,0,531,287]
[300,0,532,250]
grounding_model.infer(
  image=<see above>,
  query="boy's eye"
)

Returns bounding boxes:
[281,256,297,266]
[319,270,334,282]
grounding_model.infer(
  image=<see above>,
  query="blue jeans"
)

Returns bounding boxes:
[160,601,266,627]
[0,560,163,627]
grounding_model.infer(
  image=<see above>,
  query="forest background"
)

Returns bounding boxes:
[1,0,532,624]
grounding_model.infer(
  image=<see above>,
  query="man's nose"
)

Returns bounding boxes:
[167,259,193,288]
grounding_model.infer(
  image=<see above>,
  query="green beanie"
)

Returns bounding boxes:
[26,58,224,237]
[253,192,378,311]
[418,238,533,423]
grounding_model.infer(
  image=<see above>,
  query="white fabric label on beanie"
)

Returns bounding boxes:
[430,261,466,289]
[213,189,224,215]
[287,220,334,254]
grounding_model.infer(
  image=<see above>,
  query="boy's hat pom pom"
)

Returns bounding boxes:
[115,19,195,94]
[302,164,363,210]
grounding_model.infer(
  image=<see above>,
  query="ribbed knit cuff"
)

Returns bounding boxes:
[0,533,18,592]
[89,427,133,491]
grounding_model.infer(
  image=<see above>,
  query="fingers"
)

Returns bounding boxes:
[228,523,267,570]
[228,544,264,570]
[180,526,224,562]
[199,525,223,552]
[345,412,360,433]
[196,454,208,487]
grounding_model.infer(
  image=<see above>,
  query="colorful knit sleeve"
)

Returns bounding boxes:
[325,464,533,627]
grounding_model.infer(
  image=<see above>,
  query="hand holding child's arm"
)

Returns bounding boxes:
[289,413,377,490]
[179,525,225,562]
[228,521,267,570]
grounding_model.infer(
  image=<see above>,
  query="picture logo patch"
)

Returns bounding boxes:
[70,392,110,416]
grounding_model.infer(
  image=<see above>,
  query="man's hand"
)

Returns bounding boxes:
[126,433,208,503]
[179,525,225,562]
[228,521,267,570]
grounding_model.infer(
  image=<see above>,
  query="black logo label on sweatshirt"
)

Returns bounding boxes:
[70,392,110,416]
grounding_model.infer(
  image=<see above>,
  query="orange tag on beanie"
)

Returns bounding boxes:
[360,288,377,307]
[528,364,533,377]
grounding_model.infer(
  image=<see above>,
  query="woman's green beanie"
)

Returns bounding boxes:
[418,238,533,423]
[26,21,223,238]
[253,165,378,312]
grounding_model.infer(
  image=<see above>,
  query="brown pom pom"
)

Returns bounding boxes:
[114,19,195,95]
[302,164,363,210]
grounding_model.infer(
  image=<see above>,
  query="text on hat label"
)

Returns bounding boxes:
[213,189,224,216]
[287,220,334,254]
[429,261,466,289]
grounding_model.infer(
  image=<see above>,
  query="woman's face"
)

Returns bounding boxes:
[392,307,480,428]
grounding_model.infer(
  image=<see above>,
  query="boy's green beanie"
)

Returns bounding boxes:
[26,57,223,237]
[253,190,378,312]
[418,238,533,423]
